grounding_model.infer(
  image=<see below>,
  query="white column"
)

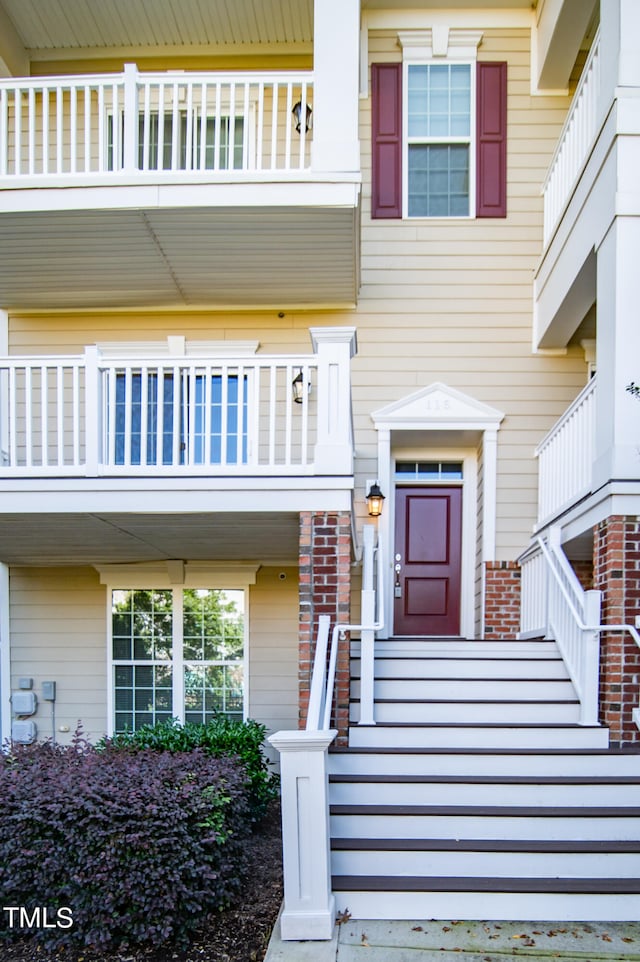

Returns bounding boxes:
[84,345,101,477]
[267,729,337,940]
[122,63,139,173]
[593,217,640,488]
[0,563,11,746]
[311,0,360,172]
[0,310,8,467]
[376,427,392,639]
[310,327,357,475]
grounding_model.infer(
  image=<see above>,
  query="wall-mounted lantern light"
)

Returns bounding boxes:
[292,368,310,404]
[366,482,385,517]
[292,100,312,133]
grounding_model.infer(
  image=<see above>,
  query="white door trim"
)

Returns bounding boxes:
[372,383,504,640]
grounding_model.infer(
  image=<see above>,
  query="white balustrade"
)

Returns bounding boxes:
[0,349,354,477]
[519,530,600,726]
[0,66,313,179]
[543,28,601,245]
[518,541,548,639]
[536,375,596,524]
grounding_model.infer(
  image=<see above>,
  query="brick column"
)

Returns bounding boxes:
[298,512,351,739]
[484,561,521,639]
[594,516,640,746]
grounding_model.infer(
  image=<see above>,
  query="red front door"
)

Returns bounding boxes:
[394,486,462,636]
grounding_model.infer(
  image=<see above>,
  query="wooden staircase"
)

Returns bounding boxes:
[328,638,640,920]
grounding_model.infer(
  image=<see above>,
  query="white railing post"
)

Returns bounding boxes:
[84,346,100,477]
[309,327,357,475]
[122,63,139,173]
[306,614,331,731]
[358,524,376,726]
[581,589,602,726]
[267,729,337,941]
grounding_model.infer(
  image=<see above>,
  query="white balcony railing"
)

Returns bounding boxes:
[536,375,596,524]
[542,27,601,245]
[0,346,353,478]
[0,64,313,181]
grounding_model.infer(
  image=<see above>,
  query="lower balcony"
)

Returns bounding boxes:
[0,331,356,565]
[1,339,354,480]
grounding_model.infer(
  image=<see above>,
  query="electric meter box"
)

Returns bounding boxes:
[11,690,37,715]
[11,720,37,744]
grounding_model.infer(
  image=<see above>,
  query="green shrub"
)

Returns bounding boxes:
[102,716,279,820]
[0,734,252,951]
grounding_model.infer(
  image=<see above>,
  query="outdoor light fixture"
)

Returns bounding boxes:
[366,482,385,517]
[292,100,312,133]
[292,368,309,404]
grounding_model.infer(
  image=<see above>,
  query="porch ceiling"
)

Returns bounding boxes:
[0,511,300,566]
[0,1,313,60]
[0,203,359,310]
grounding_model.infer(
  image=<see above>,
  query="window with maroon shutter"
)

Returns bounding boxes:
[371,63,402,219]
[371,57,507,219]
[476,61,507,218]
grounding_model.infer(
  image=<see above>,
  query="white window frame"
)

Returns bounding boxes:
[106,102,257,173]
[398,28,482,220]
[100,562,258,735]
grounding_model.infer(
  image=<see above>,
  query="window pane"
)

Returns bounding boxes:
[112,589,175,734]
[408,144,469,217]
[408,63,470,140]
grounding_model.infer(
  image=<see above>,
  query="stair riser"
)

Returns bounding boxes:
[352,641,561,657]
[331,849,640,878]
[351,679,576,700]
[347,726,609,750]
[330,813,640,841]
[329,782,640,807]
[351,658,570,679]
[331,889,640,922]
[328,752,640,778]
[351,703,581,724]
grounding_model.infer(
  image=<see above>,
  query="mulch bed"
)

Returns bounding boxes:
[1,803,284,962]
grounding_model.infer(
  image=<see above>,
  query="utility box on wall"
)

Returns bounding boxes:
[11,720,37,744]
[11,690,37,715]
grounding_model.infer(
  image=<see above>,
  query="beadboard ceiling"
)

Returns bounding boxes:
[0,0,314,56]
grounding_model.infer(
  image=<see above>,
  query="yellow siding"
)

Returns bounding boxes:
[9,563,299,747]
[9,566,108,744]
[248,565,299,756]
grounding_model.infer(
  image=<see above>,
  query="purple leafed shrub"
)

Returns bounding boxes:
[0,731,252,951]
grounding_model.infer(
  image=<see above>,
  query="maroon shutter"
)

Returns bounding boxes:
[476,61,507,218]
[371,63,402,219]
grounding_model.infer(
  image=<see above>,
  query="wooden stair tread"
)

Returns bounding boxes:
[330,804,640,817]
[331,837,640,852]
[329,773,640,785]
[332,875,640,894]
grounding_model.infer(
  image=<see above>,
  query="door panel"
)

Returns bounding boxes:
[394,486,462,635]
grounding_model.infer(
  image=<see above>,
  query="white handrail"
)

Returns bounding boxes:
[306,524,383,732]
[525,530,640,727]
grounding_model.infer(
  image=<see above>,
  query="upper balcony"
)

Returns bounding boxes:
[0,0,361,311]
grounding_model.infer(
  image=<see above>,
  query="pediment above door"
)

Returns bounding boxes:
[372,382,504,432]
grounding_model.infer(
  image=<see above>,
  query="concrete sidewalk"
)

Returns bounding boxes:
[264,914,640,962]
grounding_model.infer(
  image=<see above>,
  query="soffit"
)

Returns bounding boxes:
[0,0,313,55]
[0,512,300,565]
[0,204,359,310]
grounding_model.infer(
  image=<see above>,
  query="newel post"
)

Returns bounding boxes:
[310,327,357,475]
[581,588,602,726]
[267,729,337,940]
